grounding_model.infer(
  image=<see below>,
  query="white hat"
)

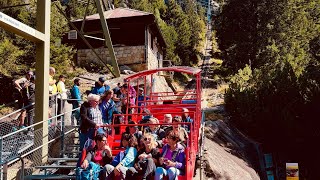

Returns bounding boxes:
[87,94,100,101]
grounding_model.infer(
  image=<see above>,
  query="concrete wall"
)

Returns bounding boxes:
[77,45,145,71]
[147,27,163,70]
[147,46,158,70]
[76,27,164,72]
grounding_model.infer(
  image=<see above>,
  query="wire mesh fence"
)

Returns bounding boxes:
[0,95,80,180]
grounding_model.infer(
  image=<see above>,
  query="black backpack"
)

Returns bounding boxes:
[66,88,73,104]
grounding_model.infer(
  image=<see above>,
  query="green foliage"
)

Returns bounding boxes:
[0,38,25,77]
[64,0,97,19]
[220,0,320,177]
[129,0,153,12]
[129,0,206,66]
[155,10,179,64]
[229,65,253,92]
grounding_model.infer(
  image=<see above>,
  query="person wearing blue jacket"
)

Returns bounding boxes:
[104,133,138,180]
[92,77,109,95]
[71,78,81,125]
[99,89,120,124]
[181,108,193,132]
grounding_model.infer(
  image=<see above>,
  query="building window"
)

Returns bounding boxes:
[151,34,154,50]
[68,30,77,39]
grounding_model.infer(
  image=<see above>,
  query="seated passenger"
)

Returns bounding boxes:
[155,131,186,180]
[123,121,143,148]
[127,133,161,180]
[172,115,189,146]
[163,116,189,147]
[144,117,166,147]
[138,115,153,131]
[79,134,112,179]
[104,133,138,180]
[161,114,173,132]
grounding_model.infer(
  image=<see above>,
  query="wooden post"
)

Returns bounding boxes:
[35,0,50,164]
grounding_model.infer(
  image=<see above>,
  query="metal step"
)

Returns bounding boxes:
[35,165,76,169]
[24,174,76,180]
[68,144,80,148]
[48,158,78,162]
[61,151,81,154]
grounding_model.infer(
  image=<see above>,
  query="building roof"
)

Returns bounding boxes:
[73,8,153,22]
[71,8,167,48]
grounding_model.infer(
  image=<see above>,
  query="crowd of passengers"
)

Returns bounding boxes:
[13,68,194,179]
[79,89,193,180]
[80,123,190,180]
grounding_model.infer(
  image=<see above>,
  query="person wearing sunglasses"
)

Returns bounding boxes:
[80,133,112,179]
[155,130,186,180]
[104,133,138,180]
[144,117,166,147]
[127,133,161,180]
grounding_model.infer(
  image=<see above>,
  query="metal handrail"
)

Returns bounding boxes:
[1,107,80,139]
[0,103,35,121]
[0,106,80,166]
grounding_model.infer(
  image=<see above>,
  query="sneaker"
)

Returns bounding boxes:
[12,126,18,132]
[27,130,34,137]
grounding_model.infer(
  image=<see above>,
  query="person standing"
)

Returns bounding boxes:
[99,90,120,125]
[21,75,36,134]
[48,67,57,120]
[91,77,107,96]
[137,88,149,113]
[13,71,33,130]
[49,67,57,95]
[57,75,67,119]
[71,78,81,125]
[181,108,193,132]
[79,94,104,151]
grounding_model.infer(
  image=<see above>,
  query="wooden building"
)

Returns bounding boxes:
[63,8,167,72]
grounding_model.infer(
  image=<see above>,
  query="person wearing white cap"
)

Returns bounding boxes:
[79,93,104,150]
[181,108,193,132]
[12,71,34,131]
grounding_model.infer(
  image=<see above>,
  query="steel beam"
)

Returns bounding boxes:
[55,4,116,77]
[95,0,120,77]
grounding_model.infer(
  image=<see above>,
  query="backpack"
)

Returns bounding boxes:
[111,151,125,166]
[76,162,101,180]
[67,88,73,104]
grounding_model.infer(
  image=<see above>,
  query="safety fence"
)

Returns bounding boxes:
[0,94,81,180]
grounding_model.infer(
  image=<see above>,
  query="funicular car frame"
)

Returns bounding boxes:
[105,66,202,180]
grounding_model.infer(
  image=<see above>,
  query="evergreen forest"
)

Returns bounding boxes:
[1,0,320,178]
[0,0,207,104]
[215,0,320,178]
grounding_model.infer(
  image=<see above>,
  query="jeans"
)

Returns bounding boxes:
[104,164,128,180]
[126,158,156,180]
[71,104,80,125]
[155,167,180,180]
[79,128,95,151]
